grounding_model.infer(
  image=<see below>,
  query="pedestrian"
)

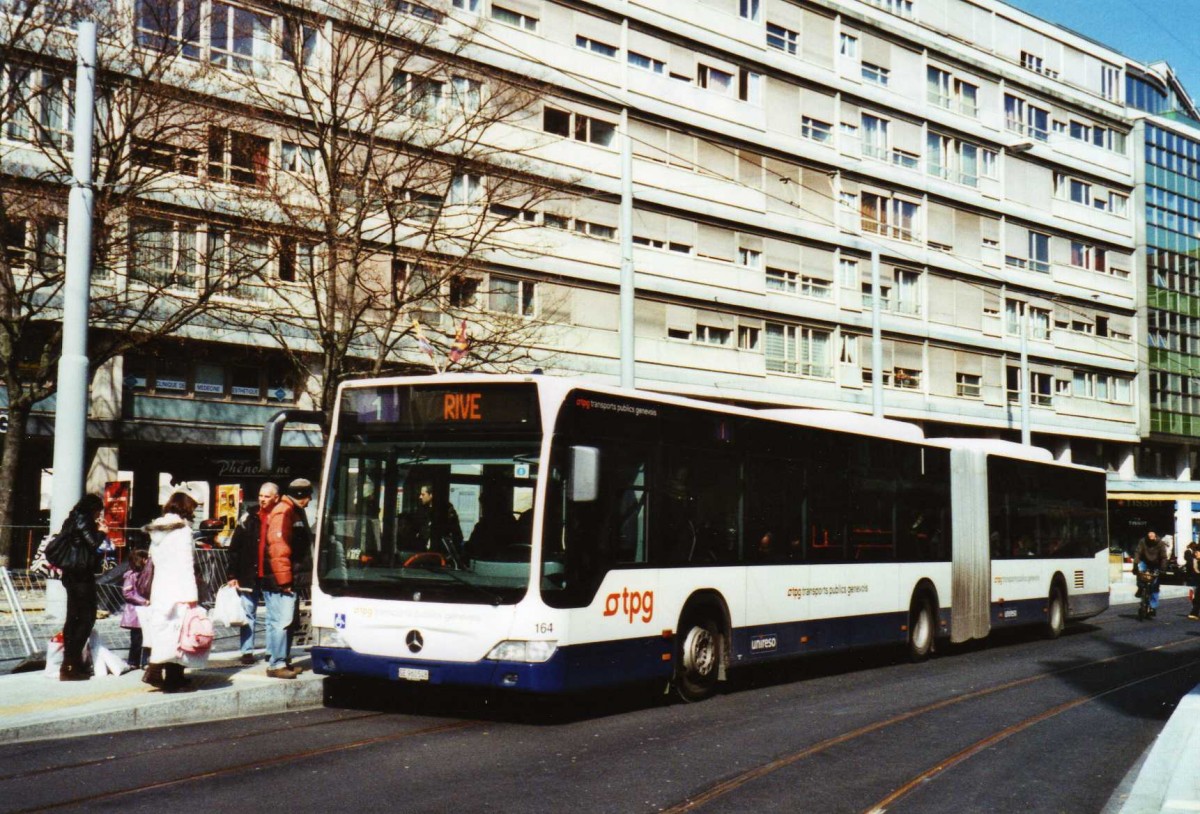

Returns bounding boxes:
[262,478,314,679]
[1185,539,1200,620]
[119,548,153,669]
[1134,531,1170,618]
[142,491,208,691]
[56,494,107,681]
[226,483,279,665]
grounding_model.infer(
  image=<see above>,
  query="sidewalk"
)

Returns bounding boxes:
[0,650,323,744]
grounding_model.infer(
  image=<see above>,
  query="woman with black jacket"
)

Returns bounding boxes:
[58,494,106,681]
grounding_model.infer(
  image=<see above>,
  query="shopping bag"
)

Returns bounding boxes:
[89,631,128,677]
[42,633,64,677]
[212,584,249,627]
[179,606,215,654]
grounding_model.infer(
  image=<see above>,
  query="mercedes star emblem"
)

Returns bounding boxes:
[406,630,424,653]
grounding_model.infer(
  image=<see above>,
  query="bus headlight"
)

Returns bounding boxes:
[315,627,347,648]
[485,640,558,663]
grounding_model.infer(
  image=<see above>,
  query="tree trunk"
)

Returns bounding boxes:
[0,402,32,567]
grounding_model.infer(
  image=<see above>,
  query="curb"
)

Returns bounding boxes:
[0,665,324,744]
[1112,685,1200,813]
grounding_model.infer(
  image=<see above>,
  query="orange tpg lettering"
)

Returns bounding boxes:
[603,588,654,623]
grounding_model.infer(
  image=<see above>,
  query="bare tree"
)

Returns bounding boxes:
[216,0,569,419]
[0,0,268,562]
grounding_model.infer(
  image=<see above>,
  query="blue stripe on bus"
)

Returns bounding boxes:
[312,594,1108,693]
[311,637,673,694]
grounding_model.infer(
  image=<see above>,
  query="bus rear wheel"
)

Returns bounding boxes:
[1045,588,1066,639]
[675,614,722,702]
[908,597,935,662]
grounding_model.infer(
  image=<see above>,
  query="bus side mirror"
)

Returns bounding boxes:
[569,446,600,502]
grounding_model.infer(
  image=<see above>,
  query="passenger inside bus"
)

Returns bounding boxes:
[468,490,519,560]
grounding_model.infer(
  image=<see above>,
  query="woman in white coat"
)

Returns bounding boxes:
[142,491,208,690]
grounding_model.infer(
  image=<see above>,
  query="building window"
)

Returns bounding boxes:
[1007,367,1053,406]
[131,218,197,289]
[696,324,733,346]
[956,373,981,398]
[542,107,616,147]
[766,267,797,294]
[491,5,538,31]
[492,273,540,314]
[453,0,481,11]
[927,68,977,116]
[1073,371,1130,402]
[866,0,913,17]
[739,0,760,21]
[1006,231,1050,273]
[860,193,918,241]
[135,0,202,59]
[448,173,483,204]
[1070,241,1106,272]
[765,323,831,377]
[800,276,832,300]
[207,127,270,187]
[278,238,315,282]
[698,65,735,96]
[801,116,832,144]
[576,35,617,58]
[281,18,319,68]
[862,62,889,86]
[450,76,482,113]
[280,142,317,175]
[838,258,859,287]
[766,23,798,55]
[738,325,760,350]
[35,219,65,275]
[450,275,481,308]
[393,70,445,119]
[395,188,443,222]
[861,114,889,161]
[211,2,274,75]
[839,33,858,60]
[738,248,761,268]
[628,52,665,74]
[395,2,443,22]
[1004,94,1049,141]
[894,269,921,315]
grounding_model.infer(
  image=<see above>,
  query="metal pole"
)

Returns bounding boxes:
[618,113,635,388]
[1020,303,1031,445]
[49,21,97,531]
[871,250,883,417]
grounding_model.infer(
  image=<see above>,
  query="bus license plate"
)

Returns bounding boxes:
[397,667,430,682]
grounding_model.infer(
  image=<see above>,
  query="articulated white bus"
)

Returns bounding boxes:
[299,374,1109,700]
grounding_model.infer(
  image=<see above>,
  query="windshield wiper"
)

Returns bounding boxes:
[407,560,504,606]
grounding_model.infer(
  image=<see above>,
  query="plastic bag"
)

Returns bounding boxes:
[89,631,128,677]
[179,606,215,654]
[42,633,64,676]
[212,584,249,627]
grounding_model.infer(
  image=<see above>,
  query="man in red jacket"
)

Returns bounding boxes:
[263,478,313,678]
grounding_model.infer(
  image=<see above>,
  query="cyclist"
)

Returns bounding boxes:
[1135,531,1170,619]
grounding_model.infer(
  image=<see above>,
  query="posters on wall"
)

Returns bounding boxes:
[216,484,241,546]
[103,481,131,547]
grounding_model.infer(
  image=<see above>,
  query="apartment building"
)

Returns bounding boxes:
[0,0,1171,546]
[1111,66,1200,550]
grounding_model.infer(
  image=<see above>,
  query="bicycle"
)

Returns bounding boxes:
[1137,566,1160,621]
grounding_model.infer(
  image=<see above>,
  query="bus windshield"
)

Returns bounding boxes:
[317,438,543,604]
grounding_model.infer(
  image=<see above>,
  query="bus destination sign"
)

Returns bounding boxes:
[341,383,540,433]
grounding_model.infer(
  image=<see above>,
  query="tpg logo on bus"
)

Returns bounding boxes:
[603,588,654,623]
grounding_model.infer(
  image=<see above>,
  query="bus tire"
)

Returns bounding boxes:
[675,611,723,703]
[908,596,935,662]
[1045,587,1066,639]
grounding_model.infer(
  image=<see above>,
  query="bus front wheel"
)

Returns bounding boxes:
[1045,588,1066,639]
[675,614,722,702]
[908,597,935,662]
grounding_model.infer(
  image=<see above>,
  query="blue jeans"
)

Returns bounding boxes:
[238,585,263,655]
[264,590,296,669]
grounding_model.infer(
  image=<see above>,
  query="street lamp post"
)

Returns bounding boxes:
[49,21,97,532]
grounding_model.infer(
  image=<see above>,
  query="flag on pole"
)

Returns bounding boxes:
[413,319,436,358]
[448,319,470,364]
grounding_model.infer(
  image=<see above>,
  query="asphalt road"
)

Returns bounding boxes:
[2,598,1199,814]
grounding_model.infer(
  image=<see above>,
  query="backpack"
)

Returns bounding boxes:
[178,606,215,654]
